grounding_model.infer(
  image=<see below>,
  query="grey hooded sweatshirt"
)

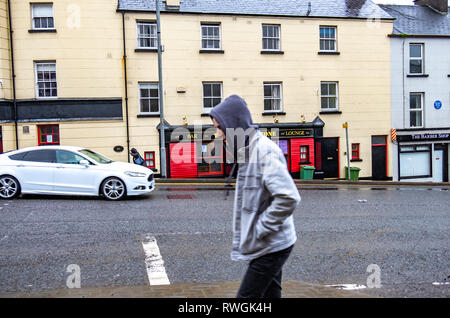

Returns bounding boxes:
[210,95,301,261]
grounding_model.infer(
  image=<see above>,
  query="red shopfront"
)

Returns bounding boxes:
[260,127,316,177]
[161,117,325,179]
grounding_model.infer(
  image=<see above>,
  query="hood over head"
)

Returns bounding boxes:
[209,95,256,132]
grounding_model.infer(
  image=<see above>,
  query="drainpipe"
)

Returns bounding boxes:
[121,11,130,162]
[7,0,18,149]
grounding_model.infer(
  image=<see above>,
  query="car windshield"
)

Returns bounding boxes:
[79,149,113,164]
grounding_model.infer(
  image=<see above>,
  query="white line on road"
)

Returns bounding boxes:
[141,234,170,286]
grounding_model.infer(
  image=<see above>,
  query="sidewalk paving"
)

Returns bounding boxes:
[156,177,449,187]
[0,281,374,298]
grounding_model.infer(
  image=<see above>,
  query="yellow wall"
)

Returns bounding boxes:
[0,0,11,100]
[125,13,393,177]
[3,2,393,178]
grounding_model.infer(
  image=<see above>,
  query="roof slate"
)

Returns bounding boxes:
[117,0,393,19]
[379,5,450,36]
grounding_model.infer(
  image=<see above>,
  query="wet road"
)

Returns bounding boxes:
[0,184,449,297]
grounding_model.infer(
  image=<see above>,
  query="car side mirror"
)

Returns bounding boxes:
[79,159,90,167]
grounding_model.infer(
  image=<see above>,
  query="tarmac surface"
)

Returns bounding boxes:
[1,177,447,299]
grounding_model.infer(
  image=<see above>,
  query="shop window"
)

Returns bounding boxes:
[38,124,60,146]
[352,143,360,160]
[399,144,431,178]
[144,151,155,169]
[300,145,310,164]
[197,142,223,176]
[278,140,289,167]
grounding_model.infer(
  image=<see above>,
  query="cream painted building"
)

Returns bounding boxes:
[1,0,394,179]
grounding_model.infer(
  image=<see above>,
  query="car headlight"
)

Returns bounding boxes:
[124,171,147,177]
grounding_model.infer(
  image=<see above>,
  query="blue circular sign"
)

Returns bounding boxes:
[434,100,442,110]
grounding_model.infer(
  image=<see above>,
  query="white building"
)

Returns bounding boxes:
[381,0,450,182]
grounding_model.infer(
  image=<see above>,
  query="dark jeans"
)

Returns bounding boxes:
[236,245,294,298]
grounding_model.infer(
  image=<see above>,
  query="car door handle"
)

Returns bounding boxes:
[17,165,25,167]
[56,166,65,169]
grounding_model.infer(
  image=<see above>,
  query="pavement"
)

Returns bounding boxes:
[155,177,450,188]
[0,281,374,298]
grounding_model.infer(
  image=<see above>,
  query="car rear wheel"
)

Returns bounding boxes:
[101,177,126,200]
[0,175,21,199]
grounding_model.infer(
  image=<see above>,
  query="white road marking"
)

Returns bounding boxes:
[325,284,367,290]
[141,235,170,286]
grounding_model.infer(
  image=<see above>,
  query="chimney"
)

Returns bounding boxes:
[414,0,448,14]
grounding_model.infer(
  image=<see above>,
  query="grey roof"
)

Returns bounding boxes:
[118,0,393,19]
[379,5,450,36]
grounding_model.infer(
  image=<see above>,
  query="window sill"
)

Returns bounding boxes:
[407,74,429,78]
[199,50,224,54]
[201,113,212,117]
[262,112,286,116]
[28,29,57,33]
[299,162,312,165]
[318,51,340,55]
[137,114,160,118]
[135,48,158,53]
[351,159,363,162]
[319,110,342,114]
[261,50,284,55]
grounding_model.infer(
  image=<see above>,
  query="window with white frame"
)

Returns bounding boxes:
[263,82,282,112]
[35,62,57,98]
[201,23,221,50]
[320,82,338,111]
[319,26,337,52]
[31,3,54,30]
[139,83,159,114]
[409,93,423,128]
[203,82,222,112]
[262,24,280,51]
[409,43,424,74]
[137,22,157,49]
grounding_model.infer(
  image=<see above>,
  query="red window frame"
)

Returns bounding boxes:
[144,151,155,169]
[351,143,360,160]
[38,124,60,146]
[300,145,310,164]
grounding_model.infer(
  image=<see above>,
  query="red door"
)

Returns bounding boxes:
[170,142,198,178]
[290,138,315,173]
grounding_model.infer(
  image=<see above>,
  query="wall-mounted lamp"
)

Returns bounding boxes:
[273,115,279,123]
[182,115,188,126]
[300,114,306,123]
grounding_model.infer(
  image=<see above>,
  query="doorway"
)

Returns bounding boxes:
[320,137,339,179]
[433,144,448,182]
[372,135,388,180]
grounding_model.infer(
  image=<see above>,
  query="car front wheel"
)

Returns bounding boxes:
[101,177,126,200]
[0,175,21,199]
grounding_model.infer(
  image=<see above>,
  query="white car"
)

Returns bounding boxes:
[0,146,155,200]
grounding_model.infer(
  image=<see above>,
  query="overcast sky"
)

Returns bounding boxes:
[371,0,449,4]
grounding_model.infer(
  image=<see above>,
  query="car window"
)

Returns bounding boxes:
[79,149,113,164]
[56,150,86,165]
[9,151,29,161]
[21,149,56,163]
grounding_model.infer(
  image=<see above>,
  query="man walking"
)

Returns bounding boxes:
[210,95,301,298]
